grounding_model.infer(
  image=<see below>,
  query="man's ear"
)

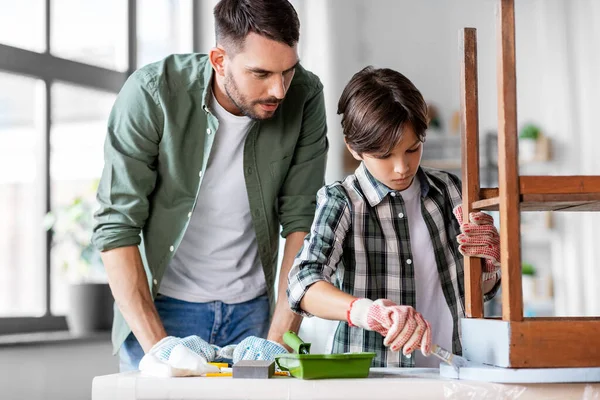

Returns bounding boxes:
[344,138,363,161]
[209,46,227,77]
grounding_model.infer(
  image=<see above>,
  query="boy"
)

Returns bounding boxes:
[287,66,501,368]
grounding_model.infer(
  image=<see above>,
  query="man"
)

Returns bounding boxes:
[92,0,327,373]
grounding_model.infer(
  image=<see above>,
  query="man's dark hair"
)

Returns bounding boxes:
[214,0,300,53]
[338,66,428,156]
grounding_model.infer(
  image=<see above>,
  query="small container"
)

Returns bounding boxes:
[275,331,375,380]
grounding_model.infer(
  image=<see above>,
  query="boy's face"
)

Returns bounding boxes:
[211,32,299,120]
[347,124,423,191]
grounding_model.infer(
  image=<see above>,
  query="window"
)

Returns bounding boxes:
[50,83,116,315]
[0,72,46,317]
[137,0,193,66]
[0,0,198,334]
[0,0,46,52]
[51,0,128,71]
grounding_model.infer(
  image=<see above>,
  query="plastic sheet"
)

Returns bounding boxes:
[91,367,600,400]
[583,385,600,400]
[442,381,600,400]
[443,381,526,399]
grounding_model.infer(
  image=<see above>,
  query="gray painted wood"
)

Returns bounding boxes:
[440,364,600,383]
[461,318,511,367]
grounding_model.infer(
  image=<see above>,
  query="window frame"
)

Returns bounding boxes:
[0,0,201,334]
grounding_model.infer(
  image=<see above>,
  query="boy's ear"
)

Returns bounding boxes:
[344,138,363,161]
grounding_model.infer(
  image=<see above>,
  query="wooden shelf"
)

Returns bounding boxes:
[473,176,600,211]
[473,194,600,211]
[462,318,600,368]
[459,0,600,370]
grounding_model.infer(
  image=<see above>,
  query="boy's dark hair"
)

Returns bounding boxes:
[338,66,428,156]
[214,0,300,53]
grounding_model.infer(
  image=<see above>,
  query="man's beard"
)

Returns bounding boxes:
[223,72,281,121]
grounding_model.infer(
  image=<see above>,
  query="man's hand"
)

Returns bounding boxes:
[348,298,432,356]
[139,336,219,377]
[453,205,500,284]
[267,231,307,350]
[230,336,289,363]
[101,246,168,353]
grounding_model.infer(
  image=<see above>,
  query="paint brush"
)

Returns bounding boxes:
[429,344,470,372]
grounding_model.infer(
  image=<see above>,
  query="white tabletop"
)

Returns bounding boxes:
[92,368,600,400]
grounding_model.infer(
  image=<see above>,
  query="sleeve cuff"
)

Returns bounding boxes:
[92,230,142,252]
[483,270,502,302]
[287,273,331,318]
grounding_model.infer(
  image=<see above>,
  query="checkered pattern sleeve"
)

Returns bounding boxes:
[287,184,351,317]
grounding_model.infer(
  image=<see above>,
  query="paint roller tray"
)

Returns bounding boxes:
[275,352,375,379]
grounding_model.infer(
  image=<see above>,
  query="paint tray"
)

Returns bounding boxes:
[274,331,375,380]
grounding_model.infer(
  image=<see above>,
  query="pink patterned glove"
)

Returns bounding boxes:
[347,298,432,356]
[453,205,500,282]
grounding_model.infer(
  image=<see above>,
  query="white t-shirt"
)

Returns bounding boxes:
[159,94,266,303]
[399,177,454,368]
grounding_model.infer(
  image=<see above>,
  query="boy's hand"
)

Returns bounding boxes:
[453,205,501,282]
[347,298,432,356]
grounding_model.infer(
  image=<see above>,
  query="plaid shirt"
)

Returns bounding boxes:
[288,163,500,367]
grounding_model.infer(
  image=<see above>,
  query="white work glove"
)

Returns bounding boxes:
[348,298,432,356]
[222,336,288,363]
[453,205,501,285]
[139,336,220,377]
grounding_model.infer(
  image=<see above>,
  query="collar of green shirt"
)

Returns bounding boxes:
[200,59,214,113]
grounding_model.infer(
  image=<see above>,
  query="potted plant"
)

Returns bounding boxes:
[521,262,537,304]
[518,123,540,162]
[44,180,113,336]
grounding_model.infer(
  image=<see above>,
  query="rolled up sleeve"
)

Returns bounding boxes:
[92,70,163,252]
[287,186,351,316]
[278,85,328,238]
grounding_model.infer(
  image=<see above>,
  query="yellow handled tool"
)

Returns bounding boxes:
[205,371,290,377]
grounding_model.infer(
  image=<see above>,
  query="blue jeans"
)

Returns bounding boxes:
[119,293,270,372]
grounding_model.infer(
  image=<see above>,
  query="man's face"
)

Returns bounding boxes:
[348,124,424,191]
[223,32,299,120]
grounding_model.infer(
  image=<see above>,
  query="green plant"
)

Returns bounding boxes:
[44,180,105,282]
[521,262,536,276]
[519,124,540,140]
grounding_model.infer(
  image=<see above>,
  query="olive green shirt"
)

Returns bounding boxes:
[91,54,328,354]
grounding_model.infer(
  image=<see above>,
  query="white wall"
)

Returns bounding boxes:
[356,0,498,133]
[319,0,583,151]
[544,0,600,316]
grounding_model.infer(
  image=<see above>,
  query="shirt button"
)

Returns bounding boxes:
[390,192,397,197]
[206,128,212,135]
[247,167,253,175]
[406,259,412,265]
[199,170,203,178]
[169,245,174,252]
[398,213,404,218]
[153,279,158,285]
[187,212,192,218]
